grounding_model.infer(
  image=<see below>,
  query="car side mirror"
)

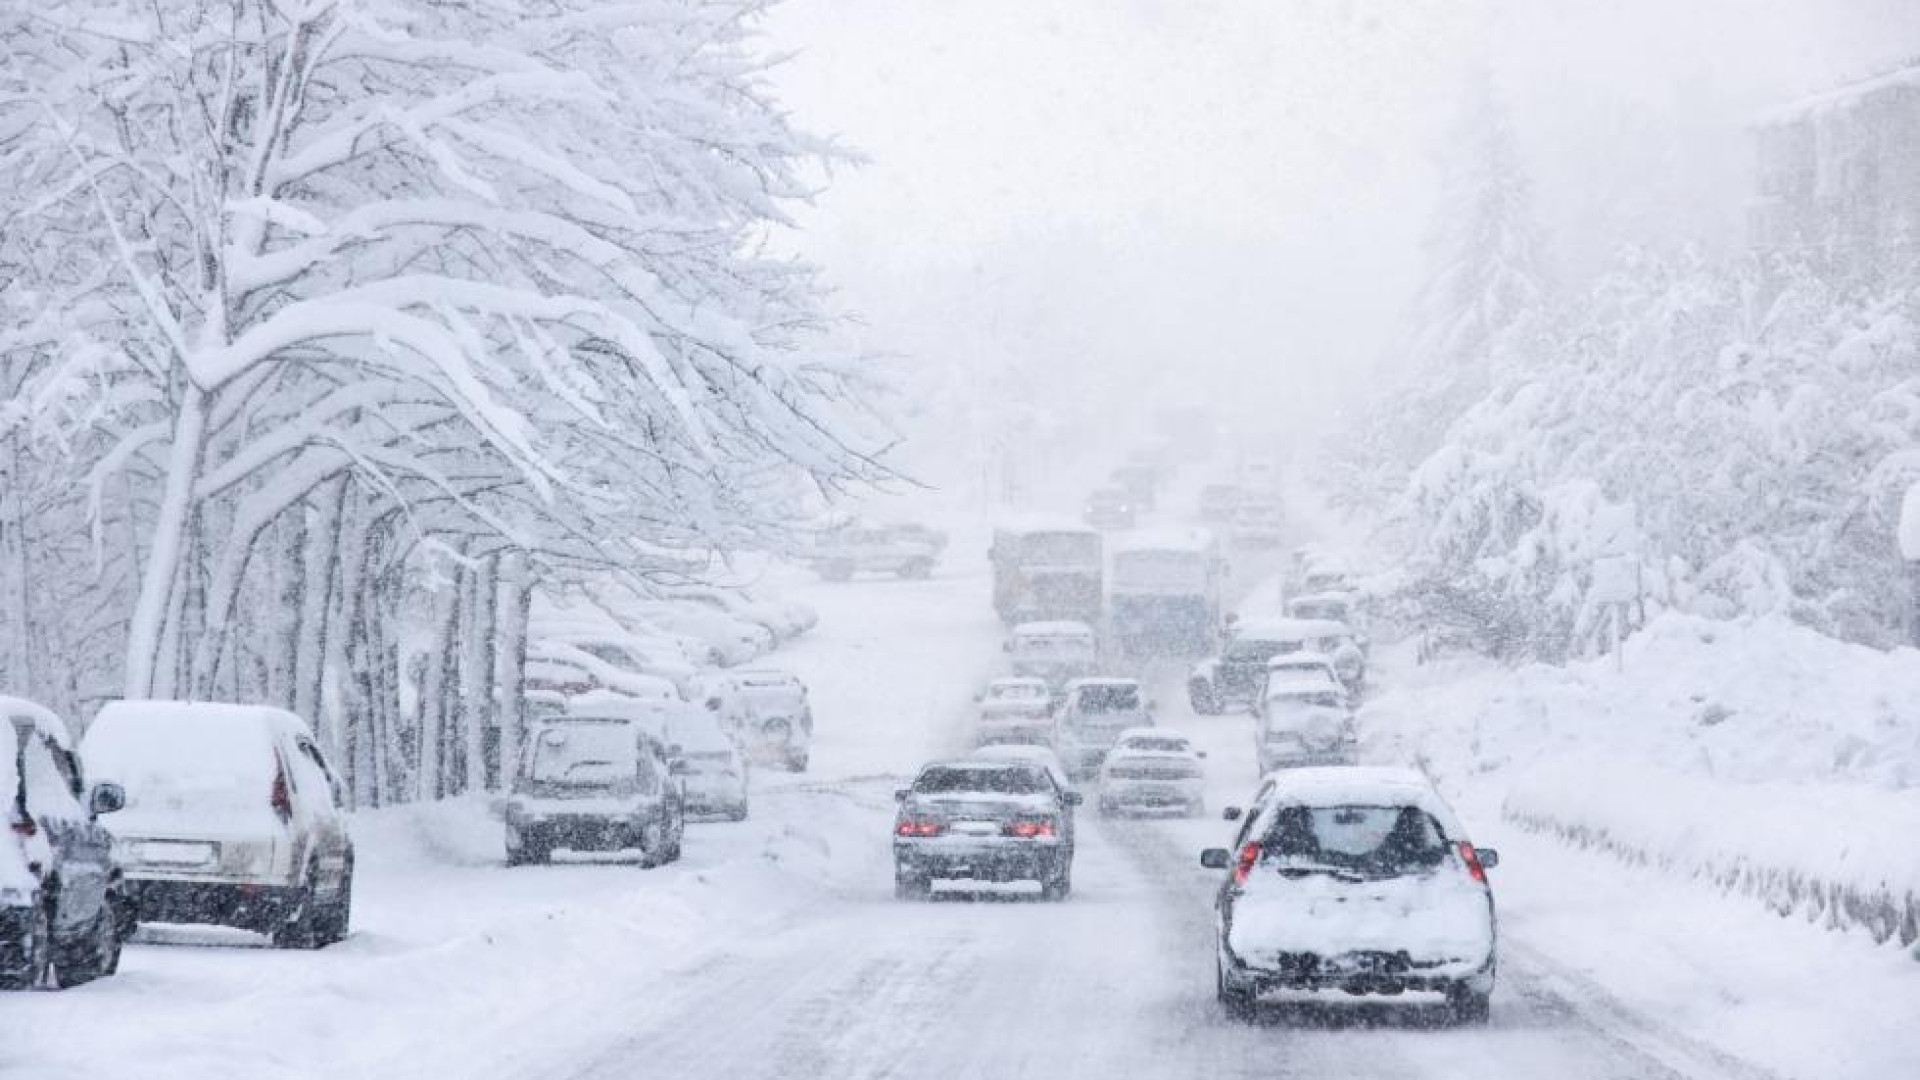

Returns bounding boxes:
[1221,806,1243,822]
[1476,847,1500,870]
[894,788,910,802]
[88,782,126,816]
[1062,791,1083,807]
[1200,848,1232,870]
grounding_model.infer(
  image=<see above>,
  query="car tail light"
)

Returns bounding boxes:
[1004,818,1057,839]
[894,818,943,838]
[1458,841,1489,885]
[270,758,293,824]
[1233,842,1261,886]
[8,812,34,839]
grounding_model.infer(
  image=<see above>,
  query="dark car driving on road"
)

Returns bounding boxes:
[893,760,1081,902]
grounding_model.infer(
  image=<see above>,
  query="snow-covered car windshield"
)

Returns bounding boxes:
[1072,685,1142,713]
[523,722,641,791]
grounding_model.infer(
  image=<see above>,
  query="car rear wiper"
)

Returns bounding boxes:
[1272,863,1369,883]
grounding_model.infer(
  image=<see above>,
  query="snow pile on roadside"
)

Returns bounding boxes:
[1361,612,1920,946]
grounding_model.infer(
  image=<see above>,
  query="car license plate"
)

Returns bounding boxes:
[950,821,998,837]
[140,840,216,866]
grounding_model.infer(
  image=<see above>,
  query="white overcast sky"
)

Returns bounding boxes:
[761,0,1920,474]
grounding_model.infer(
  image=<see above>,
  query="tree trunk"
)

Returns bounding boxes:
[460,555,497,796]
[125,387,210,698]
[494,551,532,793]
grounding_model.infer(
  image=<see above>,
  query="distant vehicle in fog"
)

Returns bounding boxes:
[1005,621,1100,692]
[1109,463,1159,513]
[1203,767,1499,1024]
[1197,483,1244,523]
[974,677,1055,746]
[1253,688,1357,774]
[1082,486,1138,531]
[504,713,686,866]
[1107,530,1225,656]
[1230,496,1285,547]
[808,522,942,581]
[3,697,128,990]
[893,760,1080,901]
[990,520,1104,626]
[1237,455,1279,492]
[1053,678,1154,780]
[1097,728,1206,817]
[1258,654,1350,704]
[82,701,353,949]
[700,668,813,771]
[1189,616,1356,715]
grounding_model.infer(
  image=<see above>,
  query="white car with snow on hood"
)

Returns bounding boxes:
[1254,686,1357,774]
[503,713,686,867]
[1096,728,1206,816]
[1258,653,1350,706]
[1053,678,1154,780]
[974,677,1054,746]
[81,701,353,948]
[702,668,813,771]
[1202,767,1500,1024]
[666,712,750,821]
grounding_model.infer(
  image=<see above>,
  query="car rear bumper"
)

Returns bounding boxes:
[1101,780,1201,808]
[895,840,1066,883]
[511,815,657,852]
[1224,942,1496,997]
[127,879,307,933]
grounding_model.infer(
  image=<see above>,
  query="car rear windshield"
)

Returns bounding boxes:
[1259,804,1449,876]
[1225,639,1291,664]
[1073,684,1141,712]
[525,721,642,791]
[914,765,1051,796]
[1119,736,1189,753]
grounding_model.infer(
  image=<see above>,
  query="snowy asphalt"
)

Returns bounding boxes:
[0,549,1878,1079]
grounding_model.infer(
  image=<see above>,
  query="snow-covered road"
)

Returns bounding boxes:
[4,545,1913,1080]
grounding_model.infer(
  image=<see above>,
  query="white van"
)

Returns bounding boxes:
[80,701,353,948]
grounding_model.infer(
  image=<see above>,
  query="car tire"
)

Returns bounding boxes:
[506,836,550,866]
[786,751,809,773]
[1217,956,1256,1021]
[1041,862,1072,902]
[1446,984,1492,1026]
[0,900,52,991]
[316,862,354,946]
[725,804,749,822]
[894,870,931,901]
[55,904,121,987]
[271,872,325,950]
[638,821,670,869]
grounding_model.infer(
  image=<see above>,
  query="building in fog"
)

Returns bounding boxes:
[1750,60,1920,282]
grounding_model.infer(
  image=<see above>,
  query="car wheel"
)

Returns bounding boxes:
[0,900,52,991]
[56,903,121,987]
[1217,956,1256,1021]
[726,803,749,822]
[1446,984,1492,1026]
[638,821,669,869]
[271,872,324,950]
[786,751,809,773]
[317,862,354,946]
[1041,863,1072,902]
[894,867,931,901]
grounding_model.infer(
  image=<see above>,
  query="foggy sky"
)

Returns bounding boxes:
[764,0,1920,492]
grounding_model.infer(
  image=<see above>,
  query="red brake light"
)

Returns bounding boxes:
[1233,842,1261,886]
[1004,819,1057,839]
[1457,841,1488,885]
[270,759,293,824]
[9,814,35,839]
[895,818,943,838]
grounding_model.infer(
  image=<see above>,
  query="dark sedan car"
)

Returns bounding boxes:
[893,761,1081,901]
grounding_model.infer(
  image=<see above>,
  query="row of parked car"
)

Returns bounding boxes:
[3,577,822,990]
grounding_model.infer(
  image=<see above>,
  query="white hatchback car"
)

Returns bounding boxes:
[1097,728,1206,816]
[1203,767,1500,1024]
[974,677,1054,746]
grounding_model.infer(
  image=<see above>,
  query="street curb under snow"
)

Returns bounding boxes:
[1502,762,1920,952]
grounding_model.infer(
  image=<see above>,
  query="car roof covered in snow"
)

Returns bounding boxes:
[0,695,72,750]
[1265,651,1337,669]
[1230,617,1352,643]
[1012,620,1096,638]
[1257,766,1466,835]
[1115,726,1189,746]
[993,514,1097,536]
[1064,676,1140,690]
[92,699,310,739]
[1112,528,1217,555]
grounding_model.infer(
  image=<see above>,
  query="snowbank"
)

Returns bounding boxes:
[1362,612,1920,947]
